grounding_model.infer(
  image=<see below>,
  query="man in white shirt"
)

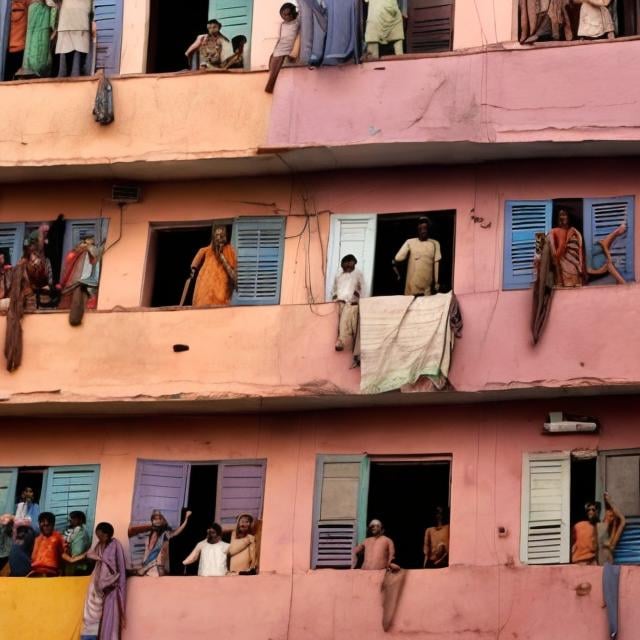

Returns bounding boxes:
[182,522,229,577]
[331,254,365,364]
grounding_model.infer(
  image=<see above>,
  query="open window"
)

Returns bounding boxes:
[503,196,634,290]
[130,458,266,574]
[147,0,253,73]
[143,217,285,308]
[325,211,456,301]
[0,464,100,533]
[520,450,640,565]
[311,454,451,570]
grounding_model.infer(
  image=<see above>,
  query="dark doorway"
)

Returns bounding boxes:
[149,225,212,308]
[570,457,597,528]
[169,463,218,576]
[366,460,451,569]
[552,198,583,237]
[147,0,209,73]
[372,211,456,296]
[16,468,46,507]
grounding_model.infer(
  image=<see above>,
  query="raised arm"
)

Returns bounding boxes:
[169,511,192,539]
[128,523,152,538]
[605,492,626,551]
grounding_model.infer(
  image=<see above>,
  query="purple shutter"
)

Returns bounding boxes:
[130,460,189,568]
[216,461,266,527]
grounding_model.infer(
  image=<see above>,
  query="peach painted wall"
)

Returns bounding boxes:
[120,0,150,75]
[0,158,639,404]
[0,72,270,170]
[453,0,515,48]
[1,397,640,638]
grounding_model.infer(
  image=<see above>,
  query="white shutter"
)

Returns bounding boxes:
[325,214,377,301]
[520,453,570,564]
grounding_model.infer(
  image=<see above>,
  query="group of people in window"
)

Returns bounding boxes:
[4,0,94,81]
[353,506,450,571]
[130,510,259,577]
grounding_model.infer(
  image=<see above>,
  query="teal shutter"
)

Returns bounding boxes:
[232,217,285,306]
[0,468,18,515]
[311,455,369,569]
[0,223,26,265]
[209,0,253,67]
[94,0,124,75]
[42,465,100,533]
[584,196,634,284]
[503,200,552,290]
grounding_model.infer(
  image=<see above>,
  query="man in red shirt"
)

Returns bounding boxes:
[30,512,65,577]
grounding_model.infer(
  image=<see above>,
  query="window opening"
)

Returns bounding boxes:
[169,463,218,576]
[148,224,216,308]
[15,467,46,508]
[372,211,456,297]
[366,460,451,569]
[147,0,209,73]
[569,456,596,528]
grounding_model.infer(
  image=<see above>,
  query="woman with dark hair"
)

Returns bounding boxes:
[228,513,257,574]
[8,524,35,576]
[81,522,127,640]
[63,510,92,575]
[265,3,300,93]
[128,509,191,576]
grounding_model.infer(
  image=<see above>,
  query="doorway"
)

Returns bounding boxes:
[366,460,451,569]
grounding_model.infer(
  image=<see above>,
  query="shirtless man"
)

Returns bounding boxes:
[352,519,397,570]
[423,506,450,568]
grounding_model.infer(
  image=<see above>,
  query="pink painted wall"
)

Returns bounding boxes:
[0,159,638,405]
[268,39,640,150]
[1,397,639,638]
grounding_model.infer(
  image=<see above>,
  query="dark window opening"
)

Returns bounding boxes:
[15,467,46,506]
[570,456,597,528]
[366,460,451,570]
[372,211,456,296]
[147,0,209,73]
[169,463,218,576]
[552,198,583,238]
[149,224,226,308]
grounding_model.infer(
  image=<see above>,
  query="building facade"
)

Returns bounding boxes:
[1,1,640,639]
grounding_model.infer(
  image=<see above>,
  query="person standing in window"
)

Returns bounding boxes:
[548,209,584,287]
[53,0,93,77]
[352,519,397,570]
[4,0,30,81]
[572,501,600,564]
[128,509,191,576]
[0,514,14,574]
[29,511,65,576]
[15,486,40,532]
[182,522,230,577]
[8,524,35,576]
[423,506,450,568]
[265,3,300,93]
[392,217,442,296]
[185,19,233,70]
[331,254,365,365]
[228,513,257,574]
[189,225,237,307]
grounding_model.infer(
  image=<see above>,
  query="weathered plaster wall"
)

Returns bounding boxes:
[1,398,639,638]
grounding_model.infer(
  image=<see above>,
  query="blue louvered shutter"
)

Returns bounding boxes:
[130,460,189,568]
[601,450,640,564]
[503,200,552,290]
[584,196,634,284]
[42,465,100,533]
[209,0,253,67]
[0,467,18,515]
[216,461,266,527]
[232,217,285,306]
[62,218,109,257]
[0,223,26,265]
[93,0,124,75]
[311,455,369,569]
[0,0,10,80]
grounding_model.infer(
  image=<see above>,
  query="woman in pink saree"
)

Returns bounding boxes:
[80,522,127,640]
